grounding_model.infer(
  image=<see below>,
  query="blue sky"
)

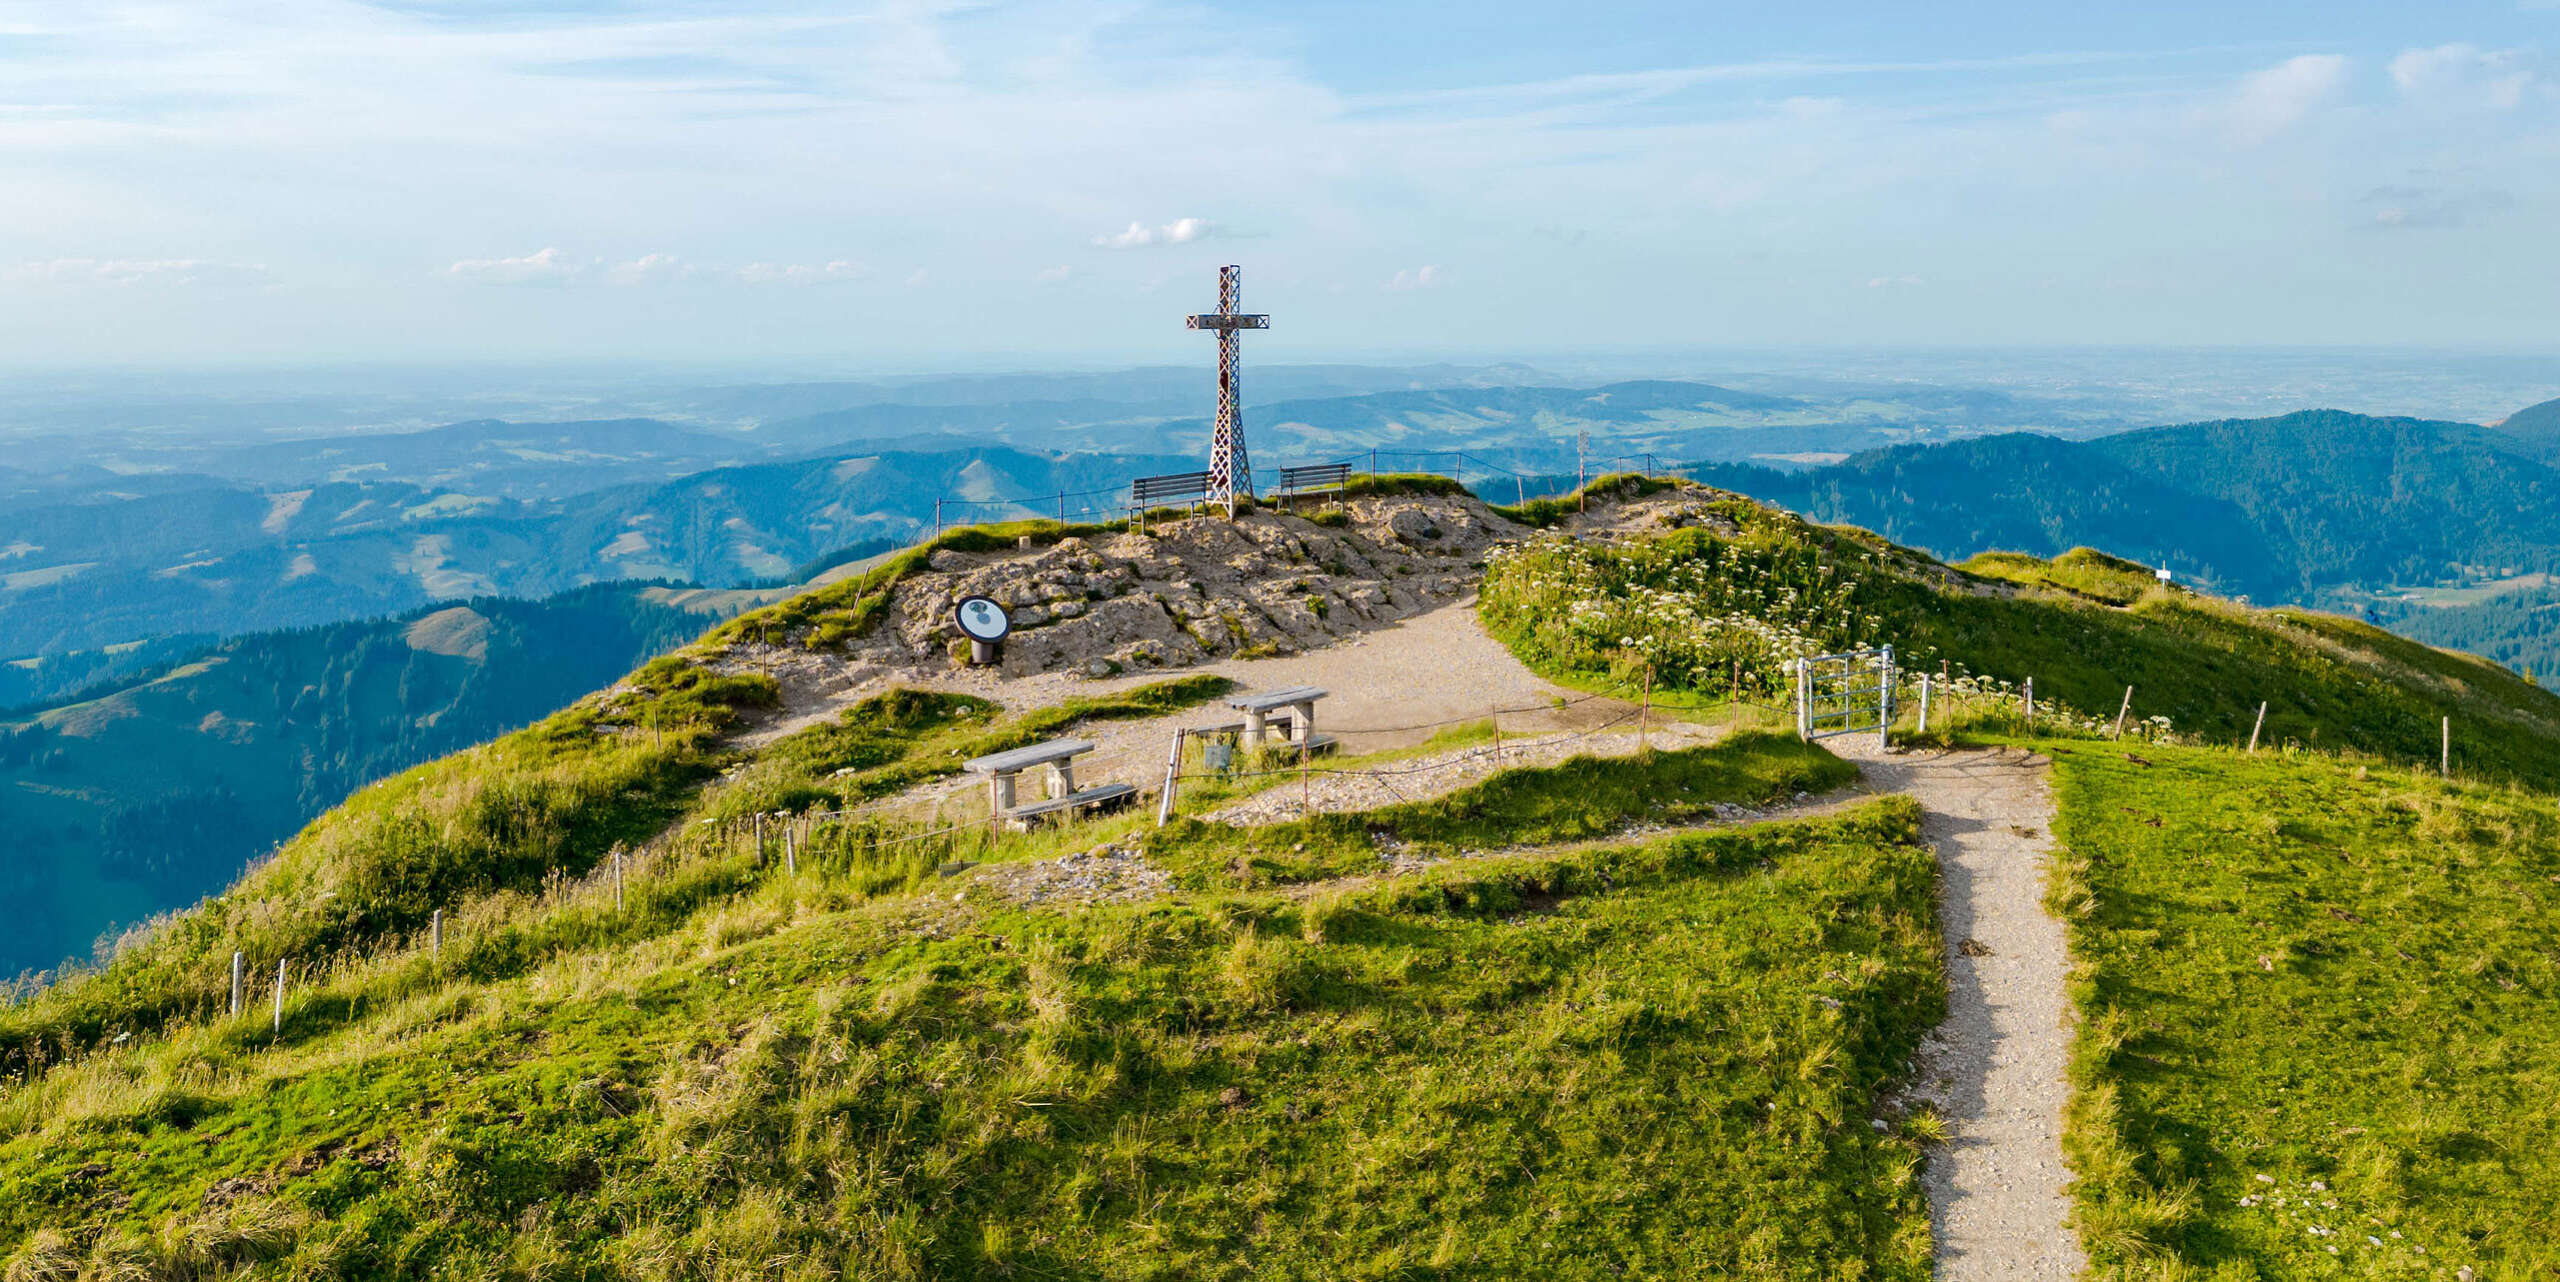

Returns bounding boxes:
[0,1,2554,366]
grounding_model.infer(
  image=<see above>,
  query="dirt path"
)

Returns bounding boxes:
[1840,740,2084,1279]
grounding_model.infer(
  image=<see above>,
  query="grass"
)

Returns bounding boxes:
[0,724,1939,1279]
[1484,488,2560,786]
[2039,740,2560,1278]
[1151,729,1858,887]
[1490,472,1678,528]
[704,676,1237,820]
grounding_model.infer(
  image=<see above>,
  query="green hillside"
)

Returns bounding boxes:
[1482,485,2560,785]
[10,483,2560,1278]
[2044,743,2560,1277]
[0,585,721,979]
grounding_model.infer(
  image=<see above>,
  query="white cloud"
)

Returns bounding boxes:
[1866,274,1925,289]
[2389,44,2538,112]
[444,247,585,286]
[1034,265,1072,284]
[903,269,929,288]
[3,258,268,287]
[735,260,867,285]
[1092,218,1218,250]
[2224,54,2351,145]
[1385,265,1444,291]
[604,253,691,285]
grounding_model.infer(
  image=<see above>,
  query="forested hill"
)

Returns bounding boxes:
[2498,395,2560,453]
[0,584,720,979]
[1700,409,2560,604]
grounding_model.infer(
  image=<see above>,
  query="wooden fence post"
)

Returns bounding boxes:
[431,910,442,959]
[1492,717,1503,768]
[2248,702,2267,753]
[1640,663,1652,753]
[271,959,286,1035]
[2112,686,2133,740]
[2442,716,2451,778]
[2023,677,2035,727]
[1794,658,1812,740]
[230,951,244,1017]
[1917,674,1933,736]
[613,851,625,911]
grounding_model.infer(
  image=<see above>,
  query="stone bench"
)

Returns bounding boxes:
[963,738,1097,817]
[1227,685,1330,751]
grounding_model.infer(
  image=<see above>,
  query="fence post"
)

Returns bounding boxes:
[2248,702,2267,753]
[2442,716,2451,778]
[1639,663,1652,753]
[431,909,442,959]
[2112,685,2133,740]
[2022,677,2035,728]
[1156,730,1184,826]
[613,851,625,911]
[933,498,942,536]
[785,821,798,876]
[271,959,286,1035]
[1300,740,1312,817]
[230,951,244,1017]
[1795,658,1812,740]
[1917,674,1933,736]
[1879,645,1894,749]
[1370,447,1378,476]
[1492,717,1503,768]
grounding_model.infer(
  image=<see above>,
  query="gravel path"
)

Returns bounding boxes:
[1201,721,1721,826]
[1842,740,2084,1279]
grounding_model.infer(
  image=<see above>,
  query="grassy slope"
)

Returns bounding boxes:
[1481,489,2560,785]
[2043,741,2560,1278]
[0,734,1944,1280]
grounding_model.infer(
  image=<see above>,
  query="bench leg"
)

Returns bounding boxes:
[989,773,1017,816]
[1048,762,1075,800]
[1242,708,1267,748]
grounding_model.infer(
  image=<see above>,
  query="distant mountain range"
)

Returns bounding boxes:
[0,582,742,977]
[1696,407,2560,669]
[0,446,1192,664]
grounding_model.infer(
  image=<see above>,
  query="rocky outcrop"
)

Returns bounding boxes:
[866,493,1512,678]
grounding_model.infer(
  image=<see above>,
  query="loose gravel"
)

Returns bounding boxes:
[1842,740,2085,1280]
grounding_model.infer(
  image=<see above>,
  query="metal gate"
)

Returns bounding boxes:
[1796,646,1895,742]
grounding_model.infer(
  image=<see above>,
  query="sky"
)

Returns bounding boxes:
[1,0,2556,367]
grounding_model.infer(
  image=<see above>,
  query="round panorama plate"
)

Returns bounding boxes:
[954,595,1012,643]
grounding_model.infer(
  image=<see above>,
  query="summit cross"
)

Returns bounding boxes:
[1184,264,1269,516]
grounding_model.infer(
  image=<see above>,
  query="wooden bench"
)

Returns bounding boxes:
[1276,462,1351,509]
[1129,471,1212,529]
[1228,686,1334,753]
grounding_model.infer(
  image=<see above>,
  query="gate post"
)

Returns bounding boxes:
[1879,645,1895,748]
[1795,657,1812,741]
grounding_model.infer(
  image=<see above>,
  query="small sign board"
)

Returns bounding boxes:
[2155,568,2174,583]
[954,596,1011,643]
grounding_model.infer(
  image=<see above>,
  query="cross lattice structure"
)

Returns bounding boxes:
[1185,264,1269,516]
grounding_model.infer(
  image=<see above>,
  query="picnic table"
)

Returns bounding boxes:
[1228,685,1334,753]
[962,737,1135,829]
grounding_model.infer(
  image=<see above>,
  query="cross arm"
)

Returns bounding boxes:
[1185,314,1271,330]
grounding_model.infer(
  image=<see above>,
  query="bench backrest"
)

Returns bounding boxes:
[1277,463,1351,493]
[1131,472,1212,505]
